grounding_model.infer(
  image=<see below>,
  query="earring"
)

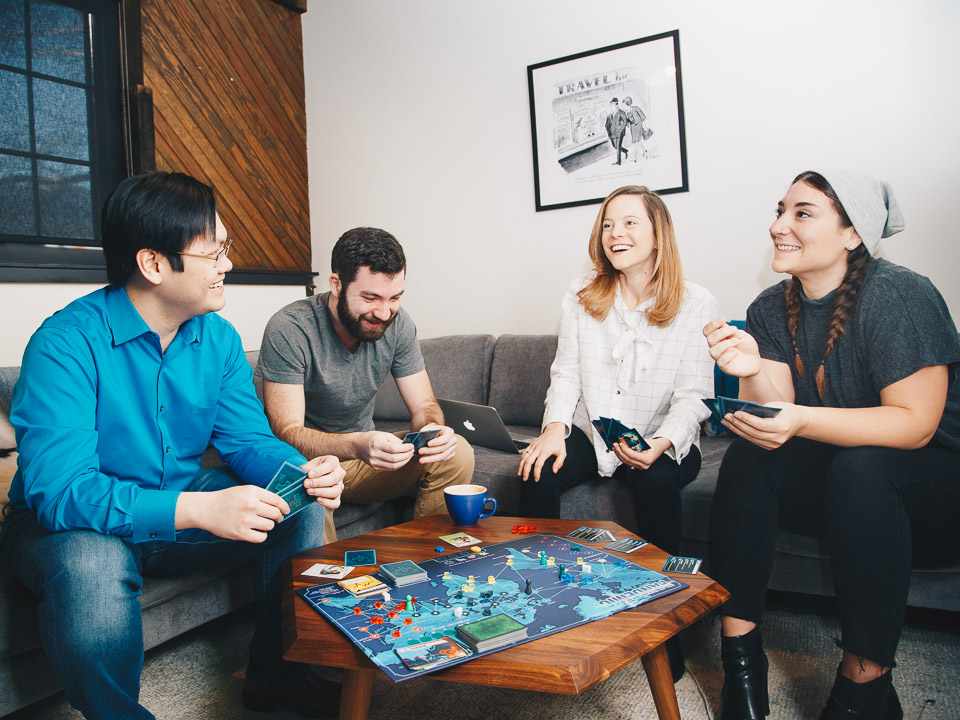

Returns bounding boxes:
[846,245,855,250]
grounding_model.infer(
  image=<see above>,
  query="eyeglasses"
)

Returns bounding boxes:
[177,238,233,264]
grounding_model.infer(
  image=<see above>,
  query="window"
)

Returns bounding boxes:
[0,0,125,281]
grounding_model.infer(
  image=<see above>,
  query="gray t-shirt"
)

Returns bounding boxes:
[256,292,425,433]
[747,258,960,451]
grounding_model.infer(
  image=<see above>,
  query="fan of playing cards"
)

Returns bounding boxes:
[591,417,650,452]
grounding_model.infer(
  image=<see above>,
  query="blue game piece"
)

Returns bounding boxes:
[434,546,445,553]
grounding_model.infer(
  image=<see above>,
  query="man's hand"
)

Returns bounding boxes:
[175,485,288,543]
[414,423,458,464]
[301,455,345,509]
[358,430,415,471]
[612,436,671,470]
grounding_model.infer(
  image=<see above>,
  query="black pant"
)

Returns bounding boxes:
[711,437,960,667]
[519,426,702,556]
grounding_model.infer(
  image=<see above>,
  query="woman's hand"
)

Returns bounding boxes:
[518,422,567,482]
[703,317,762,379]
[722,402,807,449]
[612,436,671,470]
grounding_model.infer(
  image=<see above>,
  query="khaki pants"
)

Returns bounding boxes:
[323,433,475,544]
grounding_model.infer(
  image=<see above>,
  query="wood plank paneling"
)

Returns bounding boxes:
[141,0,309,273]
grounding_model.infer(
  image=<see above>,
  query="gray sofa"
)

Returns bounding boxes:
[1,334,958,716]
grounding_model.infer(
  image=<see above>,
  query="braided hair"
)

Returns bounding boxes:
[785,172,874,399]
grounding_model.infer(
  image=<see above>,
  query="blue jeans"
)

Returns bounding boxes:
[0,468,325,720]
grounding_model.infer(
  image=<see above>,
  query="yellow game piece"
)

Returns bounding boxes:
[487,576,496,584]
[577,557,584,565]
[443,571,451,579]
[468,575,475,583]
[470,546,482,553]
[506,558,514,566]
[547,557,555,566]
[462,584,470,592]
[467,584,475,592]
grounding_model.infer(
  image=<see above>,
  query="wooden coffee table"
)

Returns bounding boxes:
[281,516,728,720]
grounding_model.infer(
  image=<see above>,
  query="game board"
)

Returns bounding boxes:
[297,534,686,682]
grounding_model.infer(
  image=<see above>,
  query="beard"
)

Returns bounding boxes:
[337,291,397,342]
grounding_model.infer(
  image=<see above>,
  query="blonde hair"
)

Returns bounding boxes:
[577,186,685,326]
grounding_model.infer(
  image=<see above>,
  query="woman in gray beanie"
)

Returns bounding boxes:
[702,169,960,720]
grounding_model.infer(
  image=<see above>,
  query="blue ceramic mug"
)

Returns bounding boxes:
[444,484,497,526]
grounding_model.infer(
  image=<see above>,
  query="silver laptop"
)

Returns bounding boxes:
[437,398,537,454]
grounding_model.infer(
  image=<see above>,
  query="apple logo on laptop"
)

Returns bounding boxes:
[462,420,475,432]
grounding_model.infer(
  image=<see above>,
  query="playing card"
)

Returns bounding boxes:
[266,460,307,494]
[439,532,481,547]
[344,549,377,566]
[402,428,442,454]
[302,563,354,579]
[701,398,722,422]
[662,555,702,574]
[277,480,312,521]
[720,397,782,418]
[604,537,649,553]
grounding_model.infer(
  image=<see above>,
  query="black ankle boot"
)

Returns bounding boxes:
[819,669,903,720]
[719,626,769,720]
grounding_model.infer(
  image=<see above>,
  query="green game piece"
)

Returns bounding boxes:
[571,544,581,551]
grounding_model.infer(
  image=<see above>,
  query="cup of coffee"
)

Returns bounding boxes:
[444,485,497,526]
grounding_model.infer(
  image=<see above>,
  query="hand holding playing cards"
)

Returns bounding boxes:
[703,316,762,379]
[613,435,671,470]
[413,423,457,464]
[359,431,415,471]
[175,485,289,543]
[518,422,567,482]
[723,401,804,449]
[301,454,345,509]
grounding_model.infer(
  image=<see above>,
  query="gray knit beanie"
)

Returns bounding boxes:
[805,168,905,254]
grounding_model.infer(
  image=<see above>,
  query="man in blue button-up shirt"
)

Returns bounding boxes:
[0,172,345,720]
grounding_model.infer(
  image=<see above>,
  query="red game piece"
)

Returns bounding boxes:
[392,629,401,638]
[374,601,382,609]
[387,611,397,618]
[353,607,362,615]
[403,617,413,625]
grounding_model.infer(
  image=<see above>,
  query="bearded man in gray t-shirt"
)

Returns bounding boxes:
[256,227,474,542]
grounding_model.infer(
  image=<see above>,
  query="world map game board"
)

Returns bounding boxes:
[298,533,686,682]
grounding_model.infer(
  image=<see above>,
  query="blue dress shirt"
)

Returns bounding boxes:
[8,286,307,543]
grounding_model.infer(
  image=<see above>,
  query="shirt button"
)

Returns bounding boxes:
[616,391,621,395]
[162,484,167,490]
[165,447,170,453]
[160,406,164,412]
[150,533,157,539]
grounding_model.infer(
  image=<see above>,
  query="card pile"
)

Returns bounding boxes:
[702,397,782,422]
[344,550,377,566]
[379,560,428,587]
[591,417,650,452]
[394,636,470,671]
[266,461,311,522]
[604,537,649,554]
[566,526,616,542]
[338,574,390,597]
[402,428,442,455]
[662,556,702,575]
[455,613,528,653]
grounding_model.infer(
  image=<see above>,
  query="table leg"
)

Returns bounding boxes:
[340,667,374,720]
[642,643,681,720]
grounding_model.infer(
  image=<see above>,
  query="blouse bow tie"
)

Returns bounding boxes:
[611,327,654,391]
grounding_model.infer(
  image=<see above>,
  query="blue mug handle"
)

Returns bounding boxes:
[479,498,497,520]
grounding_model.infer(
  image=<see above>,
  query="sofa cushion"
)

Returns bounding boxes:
[487,335,557,426]
[374,335,496,421]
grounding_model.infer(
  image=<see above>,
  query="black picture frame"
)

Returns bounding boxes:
[527,31,688,212]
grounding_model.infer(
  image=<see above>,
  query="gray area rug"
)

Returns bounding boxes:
[7,603,957,720]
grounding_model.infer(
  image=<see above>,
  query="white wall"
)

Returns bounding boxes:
[302,0,960,339]
[0,284,303,366]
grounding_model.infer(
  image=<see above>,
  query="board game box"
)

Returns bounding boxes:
[298,533,686,682]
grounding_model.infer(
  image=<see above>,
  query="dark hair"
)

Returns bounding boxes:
[101,172,217,286]
[785,171,873,399]
[330,227,406,287]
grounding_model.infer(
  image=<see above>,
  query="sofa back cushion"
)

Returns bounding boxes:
[1,367,21,507]
[487,335,558,426]
[374,335,496,422]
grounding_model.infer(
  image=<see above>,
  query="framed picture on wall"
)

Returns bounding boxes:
[527,31,688,212]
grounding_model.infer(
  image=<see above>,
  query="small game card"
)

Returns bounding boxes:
[566,526,616,542]
[402,428,443,454]
[720,397,782,419]
[266,460,307,495]
[277,480,313,522]
[439,532,481,547]
[302,563,354,579]
[344,549,377,566]
[662,556,702,575]
[604,537,649,554]
[338,574,389,597]
[394,636,471,671]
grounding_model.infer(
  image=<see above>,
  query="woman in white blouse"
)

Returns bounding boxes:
[518,185,717,679]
